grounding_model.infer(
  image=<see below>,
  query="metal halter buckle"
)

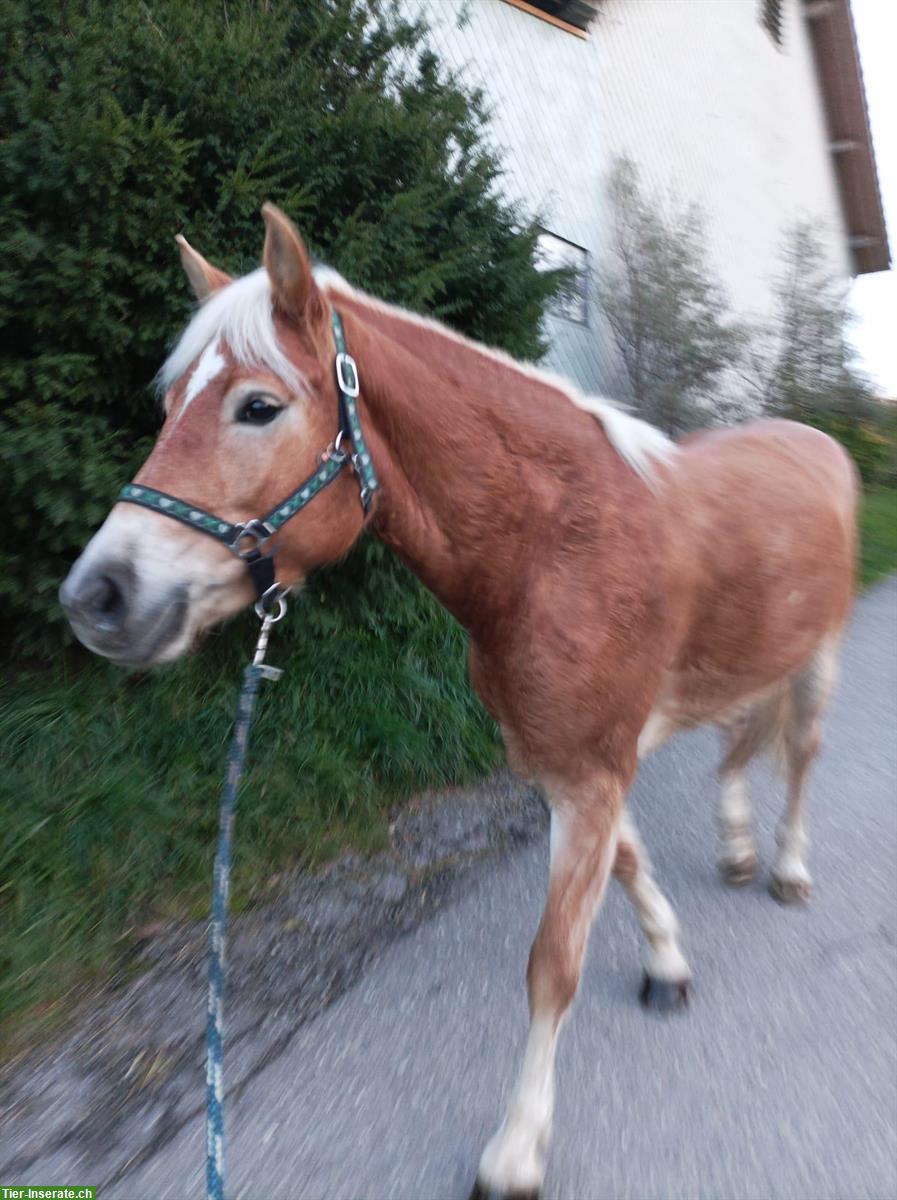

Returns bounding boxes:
[335,352,360,398]
[229,519,274,559]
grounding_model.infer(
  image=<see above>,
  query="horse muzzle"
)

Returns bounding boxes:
[59,555,189,666]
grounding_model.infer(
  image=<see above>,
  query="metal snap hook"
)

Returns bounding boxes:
[254,583,288,624]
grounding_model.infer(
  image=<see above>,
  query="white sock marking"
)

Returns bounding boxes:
[719,771,756,865]
[478,1014,558,1194]
[618,810,691,983]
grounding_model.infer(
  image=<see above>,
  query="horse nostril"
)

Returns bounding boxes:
[92,573,127,625]
[61,560,133,632]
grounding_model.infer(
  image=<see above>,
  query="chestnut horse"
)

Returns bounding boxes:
[61,206,856,1199]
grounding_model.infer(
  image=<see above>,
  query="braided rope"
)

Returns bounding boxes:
[118,305,374,1199]
[206,663,266,1200]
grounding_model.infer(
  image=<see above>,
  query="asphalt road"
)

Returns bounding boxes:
[107,579,897,1198]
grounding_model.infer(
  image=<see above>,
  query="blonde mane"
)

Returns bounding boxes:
[314,267,676,483]
[160,262,675,483]
[158,268,306,395]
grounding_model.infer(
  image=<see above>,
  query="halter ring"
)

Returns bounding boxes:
[229,519,274,559]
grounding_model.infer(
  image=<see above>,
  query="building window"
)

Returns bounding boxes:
[761,0,784,47]
[502,1,600,38]
[537,231,589,325]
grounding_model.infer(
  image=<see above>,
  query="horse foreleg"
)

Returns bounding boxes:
[613,808,690,1010]
[471,771,623,1200]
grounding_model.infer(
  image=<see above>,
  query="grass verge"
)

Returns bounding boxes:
[0,543,500,1040]
[860,486,897,586]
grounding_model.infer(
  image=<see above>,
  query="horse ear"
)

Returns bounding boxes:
[175,235,232,302]
[261,203,316,321]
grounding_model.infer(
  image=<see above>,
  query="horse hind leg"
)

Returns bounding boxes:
[770,638,839,904]
[717,708,769,887]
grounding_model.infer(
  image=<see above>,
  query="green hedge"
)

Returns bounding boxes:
[0,0,563,1029]
[0,0,558,652]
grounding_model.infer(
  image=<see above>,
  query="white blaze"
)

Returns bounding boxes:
[177,336,226,420]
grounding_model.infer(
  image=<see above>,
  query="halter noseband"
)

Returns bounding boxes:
[117,309,378,613]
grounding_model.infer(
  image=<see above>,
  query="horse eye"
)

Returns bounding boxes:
[237,396,281,425]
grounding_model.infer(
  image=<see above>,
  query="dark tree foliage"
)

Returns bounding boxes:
[0,0,558,649]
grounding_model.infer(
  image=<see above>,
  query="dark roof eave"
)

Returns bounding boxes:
[803,0,890,274]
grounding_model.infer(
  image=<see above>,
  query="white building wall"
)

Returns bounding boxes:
[418,0,608,391]
[595,0,851,313]
[417,0,852,399]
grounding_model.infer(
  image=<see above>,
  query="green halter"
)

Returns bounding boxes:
[118,309,378,611]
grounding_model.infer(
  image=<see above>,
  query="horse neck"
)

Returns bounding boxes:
[334,293,620,635]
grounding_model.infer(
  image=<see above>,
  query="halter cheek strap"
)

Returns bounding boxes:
[118,309,378,610]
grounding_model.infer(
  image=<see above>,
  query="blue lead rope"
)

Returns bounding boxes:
[207,612,284,1200]
[114,307,374,1200]
[118,306,374,1199]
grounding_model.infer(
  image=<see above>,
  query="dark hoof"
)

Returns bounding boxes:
[469,1181,540,1200]
[769,874,812,905]
[720,854,758,887]
[639,972,690,1012]
[470,1180,539,1200]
